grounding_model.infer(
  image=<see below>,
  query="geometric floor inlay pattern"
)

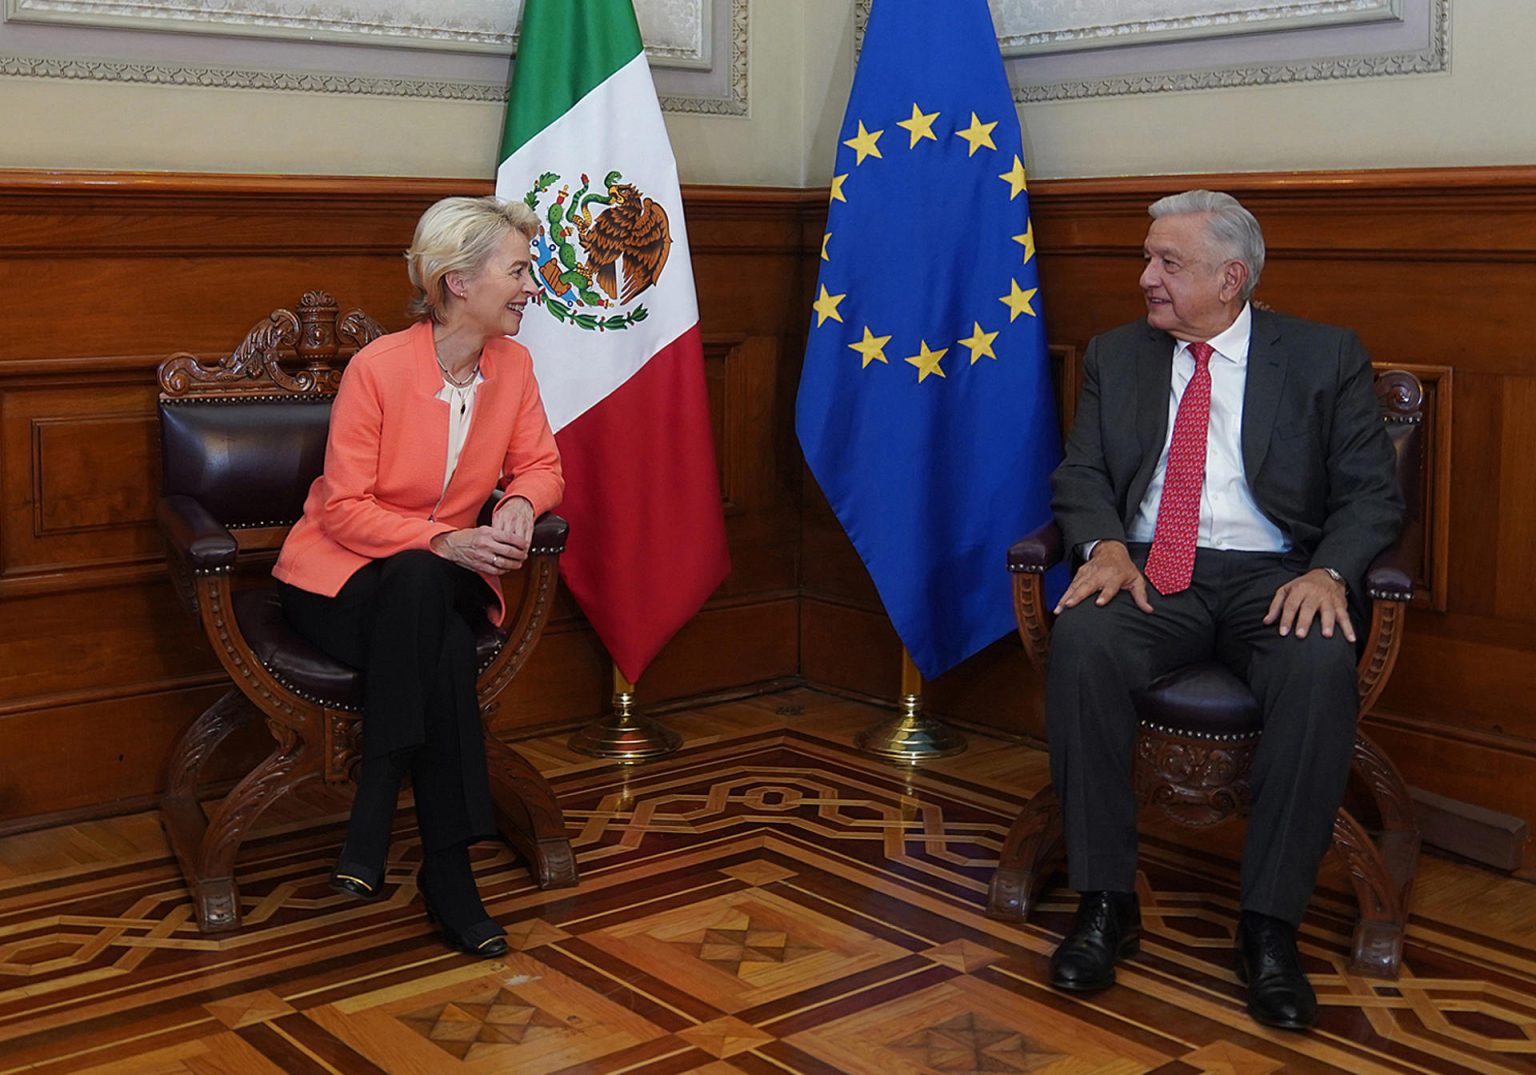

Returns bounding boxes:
[887,1010,1065,1074]
[399,983,570,1061]
[1,691,1534,1073]
[673,911,824,976]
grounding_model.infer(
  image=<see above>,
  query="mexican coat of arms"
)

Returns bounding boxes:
[523,170,673,332]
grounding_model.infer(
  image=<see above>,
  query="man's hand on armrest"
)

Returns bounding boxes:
[1054,540,1154,615]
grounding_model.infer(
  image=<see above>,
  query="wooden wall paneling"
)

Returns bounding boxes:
[2,380,161,579]
[1443,371,1504,622]
[708,333,800,598]
[5,167,1536,861]
[799,597,898,702]
[928,638,1044,742]
[1048,344,1079,436]
[1495,376,1536,624]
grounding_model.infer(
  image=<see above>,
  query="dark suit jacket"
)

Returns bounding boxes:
[1051,308,1403,594]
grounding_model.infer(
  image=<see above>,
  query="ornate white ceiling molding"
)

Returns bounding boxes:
[854,0,1448,102]
[0,55,506,98]
[0,0,747,114]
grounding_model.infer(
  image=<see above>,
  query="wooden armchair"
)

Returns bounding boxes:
[988,368,1426,978]
[156,290,577,933]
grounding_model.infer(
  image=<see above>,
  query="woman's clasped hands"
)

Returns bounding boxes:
[431,496,535,574]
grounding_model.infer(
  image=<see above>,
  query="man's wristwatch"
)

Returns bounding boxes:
[1320,566,1347,590]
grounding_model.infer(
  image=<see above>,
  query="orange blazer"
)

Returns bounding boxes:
[273,321,564,625]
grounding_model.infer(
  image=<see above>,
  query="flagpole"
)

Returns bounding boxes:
[855,648,967,762]
[568,661,682,762]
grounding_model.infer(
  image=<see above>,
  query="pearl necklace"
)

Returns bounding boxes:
[436,355,479,389]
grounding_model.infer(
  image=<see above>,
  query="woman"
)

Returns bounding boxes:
[273,196,562,958]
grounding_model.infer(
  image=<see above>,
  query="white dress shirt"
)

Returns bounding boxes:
[1125,303,1290,553]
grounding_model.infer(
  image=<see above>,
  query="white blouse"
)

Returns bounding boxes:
[434,369,484,496]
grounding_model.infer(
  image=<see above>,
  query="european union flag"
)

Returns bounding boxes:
[796,0,1061,680]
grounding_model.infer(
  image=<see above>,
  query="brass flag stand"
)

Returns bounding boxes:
[855,648,966,761]
[568,662,681,762]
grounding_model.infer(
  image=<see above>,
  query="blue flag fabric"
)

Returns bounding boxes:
[796,0,1062,680]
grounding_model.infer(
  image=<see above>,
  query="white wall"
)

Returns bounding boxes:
[1,1,1532,184]
[1014,0,1536,180]
[0,0,831,187]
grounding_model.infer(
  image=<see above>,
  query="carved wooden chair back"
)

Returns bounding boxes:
[158,290,376,555]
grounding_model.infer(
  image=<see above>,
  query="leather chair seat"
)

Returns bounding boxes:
[234,587,507,711]
[1134,661,1262,741]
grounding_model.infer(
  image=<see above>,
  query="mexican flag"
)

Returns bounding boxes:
[496,0,730,682]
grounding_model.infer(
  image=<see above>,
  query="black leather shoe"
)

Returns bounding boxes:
[329,861,384,902]
[1235,911,1318,1031]
[419,870,508,959]
[1049,891,1140,993]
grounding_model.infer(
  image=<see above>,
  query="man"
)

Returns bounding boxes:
[1045,190,1402,1030]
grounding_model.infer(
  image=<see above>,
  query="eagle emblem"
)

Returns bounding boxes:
[523,170,673,332]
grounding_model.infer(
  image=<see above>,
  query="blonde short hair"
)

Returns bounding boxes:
[405,196,539,322]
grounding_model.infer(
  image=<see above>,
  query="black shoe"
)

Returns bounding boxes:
[1235,911,1318,1031]
[418,869,508,959]
[1049,890,1140,993]
[329,859,385,902]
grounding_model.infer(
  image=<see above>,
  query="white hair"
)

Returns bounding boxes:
[1148,189,1265,302]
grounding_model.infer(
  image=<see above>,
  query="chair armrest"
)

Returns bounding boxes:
[1364,523,1419,603]
[1008,519,1064,574]
[159,495,238,571]
[531,513,569,555]
[478,491,568,556]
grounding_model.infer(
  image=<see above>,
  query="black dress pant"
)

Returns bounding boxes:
[279,550,495,853]
[1045,545,1359,926]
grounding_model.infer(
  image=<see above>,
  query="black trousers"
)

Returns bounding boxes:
[1045,545,1359,925]
[279,550,496,853]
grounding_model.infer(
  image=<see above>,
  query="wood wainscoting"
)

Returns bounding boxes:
[0,172,814,826]
[3,166,1535,867]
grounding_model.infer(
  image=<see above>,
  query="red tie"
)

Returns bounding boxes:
[1144,341,1214,595]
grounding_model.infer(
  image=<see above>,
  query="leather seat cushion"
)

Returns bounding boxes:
[1134,661,1262,740]
[234,586,507,711]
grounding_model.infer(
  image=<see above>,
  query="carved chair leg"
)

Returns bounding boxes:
[986,784,1065,921]
[1332,806,1418,979]
[485,735,578,889]
[167,717,311,934]
[1353,732,1420,834]
[160,690,261,930]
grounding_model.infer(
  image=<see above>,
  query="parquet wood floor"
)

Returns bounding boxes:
[1,689,1533,1073]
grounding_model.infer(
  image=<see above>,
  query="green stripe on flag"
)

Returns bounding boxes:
[500,0,646,156]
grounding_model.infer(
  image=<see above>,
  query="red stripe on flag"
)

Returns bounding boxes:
[552,323,730,681]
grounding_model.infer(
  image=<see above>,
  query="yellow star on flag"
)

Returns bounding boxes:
[896,103,940,148]
[1012,220,1036,263]
[999,279,1038,322]
[813,285,846,327]
[843,120,884,165]
[955,112,998,156]
[830,173,848,203]
[998,155,1028,199]
[905,340,949,382]
[821,233,831,261]
[959,322,1000,364]
[848,326,892,368]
